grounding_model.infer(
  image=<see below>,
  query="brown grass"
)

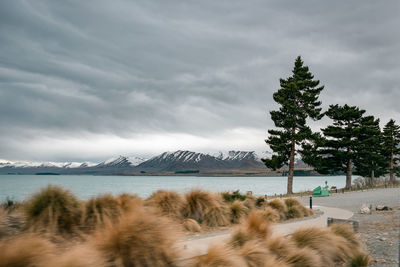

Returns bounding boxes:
[81,194,122,231]
[283,198,302,208]
[329,223,361,247]
[189,243,246,267]
[239,240,287,267]
[116,193,142,212]
[267,199,288,220]
[93,209,180,266]
[348,253,371,267]
[24,185,80,233]
[230,211,272,247]
[286,205,304,219]
[229,200,249,224]
[44,244,106,267]
[0,234,54,267]
[261,207,280,223]
[183,218,201,232]
[146,190,185,220]
[183,189,218,222]
[203,203,230,227]
[290,226,358,265]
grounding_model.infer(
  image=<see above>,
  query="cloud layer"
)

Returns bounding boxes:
[0,1,399,161]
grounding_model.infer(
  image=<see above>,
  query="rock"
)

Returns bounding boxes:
[360,204,371,214]
[379,237,386,241]
[376,205,391,211]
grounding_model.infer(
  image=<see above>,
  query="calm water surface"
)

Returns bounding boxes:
[0,175,349,201]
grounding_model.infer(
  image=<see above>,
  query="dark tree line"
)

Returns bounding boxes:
[264,56,400,194]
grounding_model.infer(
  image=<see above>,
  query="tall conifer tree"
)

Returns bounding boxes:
[263,56,323,194]
[312,104,365,189]
[353,116,386,186]
[382,119,400,184]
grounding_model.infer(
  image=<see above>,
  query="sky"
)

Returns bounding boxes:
[0,1,399,162]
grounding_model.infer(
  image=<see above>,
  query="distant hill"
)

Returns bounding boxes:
[0,150,309,175]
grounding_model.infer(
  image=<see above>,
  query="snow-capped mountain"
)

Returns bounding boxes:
[96,156,146,168]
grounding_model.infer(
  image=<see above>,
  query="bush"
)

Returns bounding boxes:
[239,240,284,267]
[189,243,245,267]
[146,190,185,220]
[221,190,246,202]
[183,189,220,223]
[24,185,80,233]
[261,207,280,223]
[267,199,288,220]
[203,201,230,227]
[116,193,142,213]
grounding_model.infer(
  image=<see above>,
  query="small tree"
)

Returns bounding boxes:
[382,119,400,184]
[263,56,324,194]
[353,116,386,186]
[310,104,365,189]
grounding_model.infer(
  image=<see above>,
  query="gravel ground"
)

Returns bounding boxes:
[300,188,400,267]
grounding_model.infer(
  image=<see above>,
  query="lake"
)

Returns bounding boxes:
[0,174,350,201]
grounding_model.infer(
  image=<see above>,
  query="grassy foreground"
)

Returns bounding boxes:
[0,185,369,266]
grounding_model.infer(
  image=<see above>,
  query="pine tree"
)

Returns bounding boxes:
[353,116,386,186]
[311,104,365,189]
[262,56,324,194]
[382,119,400,184]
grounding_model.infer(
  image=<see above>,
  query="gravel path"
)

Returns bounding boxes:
[300,188,400,267]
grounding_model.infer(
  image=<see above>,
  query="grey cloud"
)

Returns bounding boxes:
[0,0,399,161]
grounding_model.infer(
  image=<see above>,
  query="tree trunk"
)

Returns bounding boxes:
[346,158,352,189]
[389,152,395,184]
[287,139,295,194]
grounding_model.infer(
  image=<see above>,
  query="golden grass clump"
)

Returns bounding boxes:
[81,194,122,231]
[230,200,249,224]
[116,193,142,212]
[239,240,288,267]
[0,234,54,267]
[183,218,201,232]
[261,207,280,223]
[93,209,180,267]
[290,226,359,265]
[230,211,272,247]
[267,199,288,220]
[44,244,106,267]
[283,198,302,208]
[24,185,80,233]
[189,243,246,267]
[286,205,304,219]
[348,253,371,267]
[203,202,231,227]
[183,189,218,222]
[242,196,256,210]
[329,223,361,247]
[146,190,185,219]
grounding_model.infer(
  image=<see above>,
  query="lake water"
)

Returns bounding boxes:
[0,175,350,201]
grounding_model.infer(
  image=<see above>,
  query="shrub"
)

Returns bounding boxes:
[255,197,265,207]
[286,205,304,219]
[284,198,302,208]
[329,223,360,247]
[93,209,180,267]
[243,196,256,210]
[0,234,54,267]
[230,200,249,224]
[348,253,371,267]
[146,190,185,220]
[221,190,246,202]
[24,185,80,233]
[81,194,122,231]
[189,243,245,267]
[239,240,285,267]
[183,218,201,232]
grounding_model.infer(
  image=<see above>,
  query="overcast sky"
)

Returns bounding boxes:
[0,1,399,162]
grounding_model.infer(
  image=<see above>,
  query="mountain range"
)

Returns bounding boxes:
[0,150,308,175]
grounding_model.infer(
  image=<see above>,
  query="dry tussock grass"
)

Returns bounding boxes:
[183,189,218,222]
[189,243,246,267]
[116,193,142,212]
[261,207,280,222]
[243,195,256,210]
[0,234,54,267]
[44,244,106,267]
[230,211,272,247]
[267,199,288,220]
[24,185,80,234]
[146,190,185,219]
[230,200,249,224]
[183,218,201,232]
[239,240,287,267]
[81,194,122,231]
[93,208,180,267]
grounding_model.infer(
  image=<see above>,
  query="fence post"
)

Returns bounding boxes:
[309,196,312,209]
